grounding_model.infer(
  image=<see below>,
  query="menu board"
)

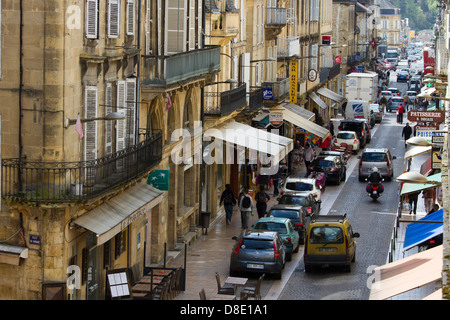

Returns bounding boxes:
[107,269,131,299]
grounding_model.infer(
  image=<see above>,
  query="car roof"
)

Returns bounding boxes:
[310,214,348,224]
[319,150,344,156]
[363,148,389,153]
[269,204,303,211]
[316,155,338,161]
[280,192,310,197]
[337,130,357,135]
[392,96,403,100]
[285,177,315,183]
[243,229,278,240]
[255,217,291,225]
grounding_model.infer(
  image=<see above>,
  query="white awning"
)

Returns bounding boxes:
[404,146,432,160]
[369,245,442,300]
[283,103,315,121]
[206,120,293,162]
[310,92,328,110]
[282,105,330,139]
[73,182,164,246]
[317,87,346,104]
[0,244,28,266]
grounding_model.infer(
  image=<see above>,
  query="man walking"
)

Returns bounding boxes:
[239,188,253,229]
[397,104,404,124]
[402,122,412,148]
[303,142,314,177]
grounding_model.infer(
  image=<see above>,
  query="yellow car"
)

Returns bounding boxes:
[304,214,360,272]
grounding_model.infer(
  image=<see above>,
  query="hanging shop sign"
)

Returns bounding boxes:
[290,61,298,104]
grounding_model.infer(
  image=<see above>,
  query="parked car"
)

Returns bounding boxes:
[406,91,417,104]
[338,119,368,147]
[334,131,360,152]
[267,204,307,244]
[388,96,404,112]
[388,87,401,96]
[309,154,347,185]
[281,177,322,201]
[370,104,383,123]
[253,217,300,261]
[277,192,321,216]
[409,75,422,87]
[230,229,286,279]
[357,147,396,181]
[397,70,410,82]
[353,118,372,144]
[304,214,360,272]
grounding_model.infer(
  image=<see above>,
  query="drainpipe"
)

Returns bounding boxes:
[18,0,24,189]
[136,0,142,144]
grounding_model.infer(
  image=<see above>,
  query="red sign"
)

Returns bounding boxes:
[334,56,341,65]
[322,35,331,45]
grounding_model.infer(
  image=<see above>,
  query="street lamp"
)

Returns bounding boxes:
[396,171,442,185]
[64,111,126,128]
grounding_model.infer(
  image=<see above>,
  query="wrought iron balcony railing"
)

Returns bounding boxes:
[204,83,247,116]
[266,7,287,26]
[141,46,221,88]
[2,130,162,203]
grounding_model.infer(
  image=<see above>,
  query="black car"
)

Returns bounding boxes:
[267,204,307,243]
[338,119,368,147]
[309,155,347,185]
[277,192,321,217]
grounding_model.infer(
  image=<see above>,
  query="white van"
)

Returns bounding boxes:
[345,100,370,122]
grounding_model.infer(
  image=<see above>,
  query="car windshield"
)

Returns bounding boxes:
[309,227,344,244]
[340,123,361,131]
[241,239,274,250]
[254,222,288,235]
[392,98,403,103]
[318,160,334,168]
[362,152,387,162]
[285,182,313,191]
[270,210,299,219]
[337,132,355,139]
[278,195,308,206]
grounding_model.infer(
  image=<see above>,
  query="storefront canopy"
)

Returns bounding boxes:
[404,146,432,160]
[400,172,441,196]
[310,92,328,110]
[403,209,443,252]
[209,120,294,161]
[317,87,346,104]
[369,245,442,300]
[73,182,164,246]
[281,104,330,140]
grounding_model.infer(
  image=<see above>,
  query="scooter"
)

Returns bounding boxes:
[366,179,384,201]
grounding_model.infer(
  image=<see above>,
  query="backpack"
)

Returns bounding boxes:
[257,192,267,203]
[223,192,234,205]
[242,195,251,209]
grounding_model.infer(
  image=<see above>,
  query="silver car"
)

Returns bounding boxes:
[358,148,396,181]
[230,230,286,279]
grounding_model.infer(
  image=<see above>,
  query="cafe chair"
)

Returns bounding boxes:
[215,272,235,295]
[240,274,264,300]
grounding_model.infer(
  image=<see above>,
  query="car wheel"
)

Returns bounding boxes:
[293,240,300,253]
[304,264,312,273]
[286,252,292,261]
[275,271,282,280]
[344,264,351,273]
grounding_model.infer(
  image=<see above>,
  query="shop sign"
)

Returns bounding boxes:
[321,35,331,45]
[334,56,341,64]
[290,61,298,104]
[407,111,444,123]
[269,112,283,127]
[415,130,445,144]
[147,170,170,191]
[262,83,274,100]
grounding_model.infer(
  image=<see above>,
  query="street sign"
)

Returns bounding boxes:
[407,111,444,123]
[262,83,274,100]
[269,112,283,127]
[147,170,170,191]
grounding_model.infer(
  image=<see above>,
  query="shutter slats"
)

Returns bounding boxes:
[86,0,98,39]
[108,0,121,38]
[126,0,135,36]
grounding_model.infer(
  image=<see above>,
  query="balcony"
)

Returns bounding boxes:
[204,83,247,116]
[2,130,162,203]
[210,11,240,39]
[277,37,300,59]
[265,7,287,39]
[247,87,264,112]
[261,78,290,105]
[141,46,221,88]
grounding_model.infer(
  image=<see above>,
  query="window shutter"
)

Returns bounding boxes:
[145,0,151,54]
[166,0,187,54]
[86,0,98,39]
[126,0,135,36]
[197,0,202,48]
[108,0,121,39]
[116,81,126,169]
[188,0,195,50]
[125,78,136,147]
[105,83,113,155]
[241,53,250,103]
[84,86,98,183]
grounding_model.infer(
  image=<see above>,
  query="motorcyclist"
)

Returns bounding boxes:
[366,167,384,194]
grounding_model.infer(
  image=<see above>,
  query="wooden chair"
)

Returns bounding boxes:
[199,288,207,300]
[240,274,264,300]
[153,280,169,300]
[215,272,235,295]
[172,267,182,297]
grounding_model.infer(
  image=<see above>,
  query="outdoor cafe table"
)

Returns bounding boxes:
[224,276,248,296]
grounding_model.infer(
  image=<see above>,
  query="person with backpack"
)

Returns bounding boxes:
[255,185,270,219]
[220,184,236,225]
[239,187,253,229]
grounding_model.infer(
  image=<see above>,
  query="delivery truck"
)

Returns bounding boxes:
[345,72,378,104]
[345,100,370,122]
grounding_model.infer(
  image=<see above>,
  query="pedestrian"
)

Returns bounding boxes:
[271,167,282,196]
[403,94,410,111]
[427,203,440,216]
[408,191,419,215]
[397,104,404,124]
[329,120,335,137]
[379,95,387,112]
[303,142,314,177]
[422,188,436,214]
[220,184,236,225]
[255,185,270,219]
[401,122,412,148]
[238,187,253,229]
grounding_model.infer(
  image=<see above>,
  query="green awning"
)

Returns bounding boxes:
[400,172,441,196]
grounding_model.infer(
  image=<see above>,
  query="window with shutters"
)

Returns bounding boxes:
[86,0,99,39]
[84,86,98,183]
[126,0,135,36]
[108,0,121,39]
[309,44,318,71]
[166,0,187,54]
[125,78,136,147]
[105,83,113,156]
[116,81,126,169]
[188,0,196,50]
